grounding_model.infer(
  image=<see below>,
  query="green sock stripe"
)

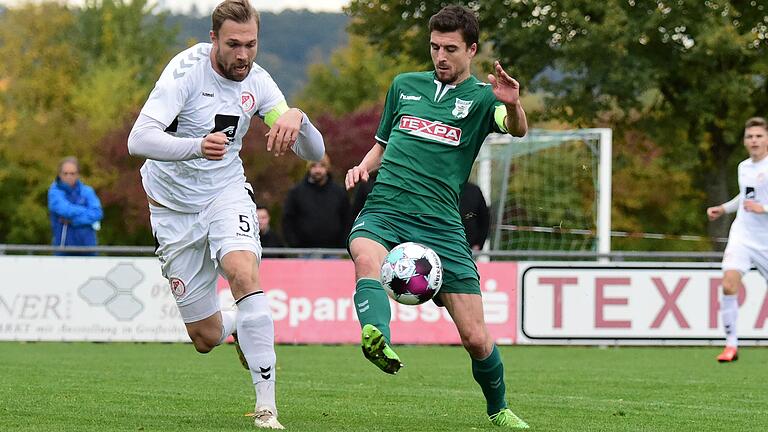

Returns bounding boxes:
[354,278,392,342]
[472,345,508,416]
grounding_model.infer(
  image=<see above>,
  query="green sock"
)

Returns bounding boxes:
[471,344,508,416]
[353,278,392,343]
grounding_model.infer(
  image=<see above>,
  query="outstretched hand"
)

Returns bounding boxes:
[488,61,521,106]
[345,165,369,191]
[266,108,303,157]
[706,205,725,221]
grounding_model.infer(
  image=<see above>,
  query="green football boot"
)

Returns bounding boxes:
[489,408,530,429]
[361,324,403,375]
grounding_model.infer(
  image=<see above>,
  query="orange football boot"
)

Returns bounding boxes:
[716,346,738,362]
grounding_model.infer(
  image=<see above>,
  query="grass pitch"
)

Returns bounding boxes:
[1,343,765,431]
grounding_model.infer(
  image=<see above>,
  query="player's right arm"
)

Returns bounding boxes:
[128,114,226,161]
[345,143,384,191]
[707,194,740,220]
[345,77,399,191]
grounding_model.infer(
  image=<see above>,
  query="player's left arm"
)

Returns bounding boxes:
[263,102,325,161]
[743,199,768,214]
[488,61,528,137]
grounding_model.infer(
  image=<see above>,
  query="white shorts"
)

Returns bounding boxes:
[150,186,261,323]
[722,239,768,278]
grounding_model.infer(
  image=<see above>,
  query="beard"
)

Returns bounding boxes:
[215,49,252,82]
[436,70,459,85]
[435,64,462,85]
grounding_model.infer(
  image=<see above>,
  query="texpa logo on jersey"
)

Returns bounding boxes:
[398,115,462,146]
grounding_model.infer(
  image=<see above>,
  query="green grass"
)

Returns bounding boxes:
[1,343,765,431]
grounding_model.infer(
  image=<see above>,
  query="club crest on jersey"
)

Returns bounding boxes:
[452,98,473,119]
[169,277,186,298]
[399,115,462,146]
[241,91,256,112]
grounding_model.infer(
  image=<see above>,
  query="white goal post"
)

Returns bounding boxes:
[474,128,612,255]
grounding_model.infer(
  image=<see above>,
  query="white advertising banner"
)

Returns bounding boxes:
[0,256,521,344]
[520,264,768,343]
[0,256,189,342]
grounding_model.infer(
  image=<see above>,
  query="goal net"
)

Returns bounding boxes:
[473,129,612,254]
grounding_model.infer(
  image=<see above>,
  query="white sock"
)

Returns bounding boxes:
[217,310,238,346]
[236,293,277,414]
[720,294,738,348]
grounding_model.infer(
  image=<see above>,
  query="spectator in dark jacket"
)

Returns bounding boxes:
[257,207,284,248]
[283,154,351,249]
[47,157,103,255]
[460,182,490,251]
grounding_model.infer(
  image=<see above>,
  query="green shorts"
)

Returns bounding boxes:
[347,208,480,301]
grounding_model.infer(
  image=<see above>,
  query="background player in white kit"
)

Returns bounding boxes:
[706,117,768,363]
[127,0,324,428]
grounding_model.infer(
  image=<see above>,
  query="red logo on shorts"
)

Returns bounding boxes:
[169,277,186,298]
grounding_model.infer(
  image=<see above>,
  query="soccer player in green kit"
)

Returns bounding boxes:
[344,5,529,429]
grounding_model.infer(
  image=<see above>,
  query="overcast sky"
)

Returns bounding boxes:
[0,0,349,14]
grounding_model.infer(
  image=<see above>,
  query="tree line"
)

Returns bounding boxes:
[1,0,765,251]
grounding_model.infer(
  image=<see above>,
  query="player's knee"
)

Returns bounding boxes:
[354,253,380,279]
[227,266,258,293]
[190,334,217,353]
[460,330,490,358]
[188,328,220,353]
[722,275,741,295]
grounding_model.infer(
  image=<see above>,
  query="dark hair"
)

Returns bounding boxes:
[212,0,259,36]
[745,117,768,130]
[428,5,479,47]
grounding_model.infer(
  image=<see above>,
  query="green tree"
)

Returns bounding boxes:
[0,1,177,244]
[295,36,422,117]
[346,0,768,249]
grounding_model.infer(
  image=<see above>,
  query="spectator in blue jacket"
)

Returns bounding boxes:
[47,157,103,255]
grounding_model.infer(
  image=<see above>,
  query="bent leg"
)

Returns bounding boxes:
[350,237,402,374]
[220,251,278,416]
[350,237,391,339]
[185,312,224,353]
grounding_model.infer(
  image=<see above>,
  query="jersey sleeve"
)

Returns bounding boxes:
[140,74,189,128]
[255,69,287,120]
[374,78,400,146]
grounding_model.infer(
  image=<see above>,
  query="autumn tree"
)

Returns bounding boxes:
[0,0,176,244]
[346,0,768,249]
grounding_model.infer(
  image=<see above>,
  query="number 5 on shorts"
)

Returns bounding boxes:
[238,213,253,237]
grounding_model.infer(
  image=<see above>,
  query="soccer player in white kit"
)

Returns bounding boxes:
[127,0,324,428]
[706,117,768,363]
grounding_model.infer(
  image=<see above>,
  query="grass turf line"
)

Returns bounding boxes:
[0,343,765,431]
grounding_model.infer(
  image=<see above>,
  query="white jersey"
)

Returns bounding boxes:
[139,43,285,212]
[728,156,768,248]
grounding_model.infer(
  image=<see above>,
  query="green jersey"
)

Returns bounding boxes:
[365,71,507,222]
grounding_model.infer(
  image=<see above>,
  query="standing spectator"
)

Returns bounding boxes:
[47,157,103,256]
[257,208,284,248]
[460,181,490,251]
[283,154,351,250]
[706,116,768,363]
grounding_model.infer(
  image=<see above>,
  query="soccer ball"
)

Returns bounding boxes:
[380,242,443,305]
